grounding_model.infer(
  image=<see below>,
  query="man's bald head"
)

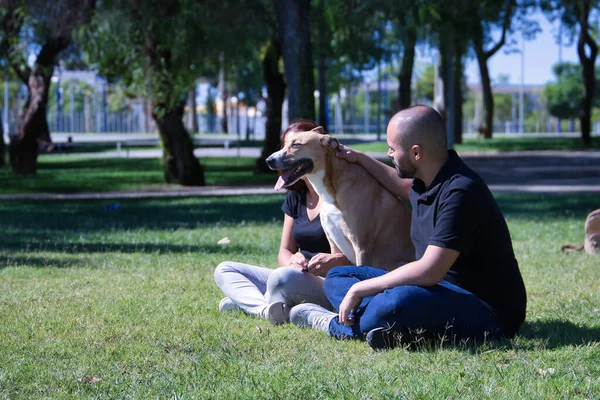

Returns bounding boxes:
[389,105,447,153]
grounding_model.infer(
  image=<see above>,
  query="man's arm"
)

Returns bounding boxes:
[336,144,412,201]
[337,245,459,325]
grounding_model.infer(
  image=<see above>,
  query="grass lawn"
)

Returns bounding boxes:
[0,156,277,194]
[1,193,599,398]
[352,136,600,154]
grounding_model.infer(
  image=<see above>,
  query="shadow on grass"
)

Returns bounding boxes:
[0,240,248,256]
[495,193,600,219]
[0,254,87,269]
[460,136,600,152]
[0,196,284,255]
[519,319,600,349]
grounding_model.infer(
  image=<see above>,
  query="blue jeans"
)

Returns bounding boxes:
[323,266,504,343]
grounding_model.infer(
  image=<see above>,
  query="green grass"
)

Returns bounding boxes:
[1,193,599,398]
[352,136,600,153]
[0,156,276,194]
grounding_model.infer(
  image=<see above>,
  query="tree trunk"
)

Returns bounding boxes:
[474,35,494,139]
[256,39,286,173]
[316,0,328,131]
[0,114,5,168]
[439,35,455,148]
[472,1,512,139]
[318,52,328,131]
[452,37,464,145]
[274,0,315,121]
[439,32,465,147]
[218,53,228,133]
[10,64,53,174]
[398,27,417,110]
[189,88,199,134]
[153,103,204,186]
[577,1,597,146]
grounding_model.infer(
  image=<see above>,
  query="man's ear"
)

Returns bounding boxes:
[319,135,339,150]
[311,126,325,134]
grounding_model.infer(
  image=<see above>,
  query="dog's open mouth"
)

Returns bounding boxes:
[274,159,314,191]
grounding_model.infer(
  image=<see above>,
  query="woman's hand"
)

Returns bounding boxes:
[305,253,349,276]
[338,286,362,325]
[288,252,308,271]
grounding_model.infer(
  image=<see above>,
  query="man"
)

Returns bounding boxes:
[289,105,527,350]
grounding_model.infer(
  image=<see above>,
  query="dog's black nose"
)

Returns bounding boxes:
[265,155,277,169]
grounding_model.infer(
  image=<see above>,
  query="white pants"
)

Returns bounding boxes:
[214,262,333,317]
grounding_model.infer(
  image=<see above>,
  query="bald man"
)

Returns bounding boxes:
[289,105,527,350]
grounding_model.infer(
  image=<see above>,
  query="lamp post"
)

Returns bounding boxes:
[519,31,525,134]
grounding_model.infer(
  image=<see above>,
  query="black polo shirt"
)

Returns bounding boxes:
[409,150,526,337]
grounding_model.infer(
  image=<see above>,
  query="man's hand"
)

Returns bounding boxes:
[338,286,362,325]
[288,252,308,271]
[305,253,349,276]
[335,143,363,164]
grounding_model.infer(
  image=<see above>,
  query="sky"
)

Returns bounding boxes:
[463,12,579,85]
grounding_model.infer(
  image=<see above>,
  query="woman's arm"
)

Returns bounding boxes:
[278,214,308,269]
[305,242,353,277]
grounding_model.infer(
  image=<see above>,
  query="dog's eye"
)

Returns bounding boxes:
[291,142,301,149]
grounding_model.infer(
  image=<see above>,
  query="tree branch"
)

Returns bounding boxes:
[484,0,514,59]
[577,1,598,64]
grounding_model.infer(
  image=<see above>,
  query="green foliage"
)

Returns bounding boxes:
[543,62,600,119]
[414,65,435,103]
[80,0,245,115]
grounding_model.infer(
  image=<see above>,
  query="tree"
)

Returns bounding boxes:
[542,0,599,145]
[1,0,95,174]
[471,0,515,139]
[82,1,240,185]
[544,62,600,120]
[256,39,286,172]
[428,1,472,146]
[381,1,421,110]
[274,0,315,121]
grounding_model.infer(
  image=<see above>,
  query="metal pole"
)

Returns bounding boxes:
[102,80,107,133]
[70,81,75,132]
[3,77,8,135]
[56,75,62,132]
[558,22,562,63]
[377,61,382,141]
[519,32,525,134]
[364,82,369,135]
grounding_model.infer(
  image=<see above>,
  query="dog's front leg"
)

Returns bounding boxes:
[353,246,373,267]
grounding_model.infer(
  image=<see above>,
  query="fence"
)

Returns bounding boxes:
[3,107,599,139]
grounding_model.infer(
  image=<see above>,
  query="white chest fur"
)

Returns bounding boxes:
[307,172,356,265]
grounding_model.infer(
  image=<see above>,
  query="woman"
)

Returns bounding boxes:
[214,119,351,325]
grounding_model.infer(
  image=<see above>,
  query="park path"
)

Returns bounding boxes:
[2,149,600,200]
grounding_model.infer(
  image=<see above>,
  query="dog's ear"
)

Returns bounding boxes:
[311,126,325,134]
[319,135,339,150]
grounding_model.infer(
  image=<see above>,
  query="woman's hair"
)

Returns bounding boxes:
[279,118,320,192]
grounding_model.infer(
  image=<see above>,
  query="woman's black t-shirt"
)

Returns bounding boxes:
[281,190,331,260]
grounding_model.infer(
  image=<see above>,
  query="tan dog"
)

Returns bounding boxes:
[266,128,414,270]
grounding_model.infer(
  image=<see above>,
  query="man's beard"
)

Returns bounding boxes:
[395,162,416,179]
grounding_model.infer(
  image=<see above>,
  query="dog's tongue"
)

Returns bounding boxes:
[274,169,295,191]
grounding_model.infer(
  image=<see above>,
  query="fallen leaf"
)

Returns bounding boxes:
[254,327,262,334]
[83,377,101,383]
[538,368,555,376]
[217,237,231,245]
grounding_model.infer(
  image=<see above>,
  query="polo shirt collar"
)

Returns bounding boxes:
[412,150,462,200]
